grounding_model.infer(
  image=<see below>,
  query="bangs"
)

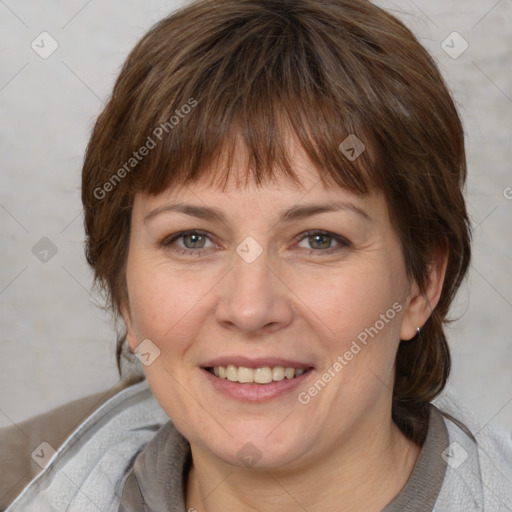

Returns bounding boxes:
[133,93,379,197]
[118,2,387,197]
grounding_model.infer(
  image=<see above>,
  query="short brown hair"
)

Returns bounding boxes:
[81,0,471,441]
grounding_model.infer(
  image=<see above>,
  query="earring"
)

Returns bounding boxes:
[416,327,421,336]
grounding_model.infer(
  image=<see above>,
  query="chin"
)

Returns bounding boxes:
[195,422,311,470]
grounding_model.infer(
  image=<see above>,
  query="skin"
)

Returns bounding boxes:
[123,137,448,511]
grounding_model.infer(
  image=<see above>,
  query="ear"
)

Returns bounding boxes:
[121,304,138,353]
[400,242,449,341]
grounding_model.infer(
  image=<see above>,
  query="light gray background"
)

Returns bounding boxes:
[0,0,511,431]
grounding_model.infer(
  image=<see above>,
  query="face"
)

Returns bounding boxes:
[124,140,421,471]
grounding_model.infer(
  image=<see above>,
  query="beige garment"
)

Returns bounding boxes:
[0,375,143,511]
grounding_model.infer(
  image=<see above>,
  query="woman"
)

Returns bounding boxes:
[2,0,511,510]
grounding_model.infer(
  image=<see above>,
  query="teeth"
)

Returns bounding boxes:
[210,365,308,384]
[254,367,272,383]
[237,366,253,383]
[272,366,285,381]
[226,365,237,382]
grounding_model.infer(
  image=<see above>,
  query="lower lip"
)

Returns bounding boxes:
[201,368,314,403]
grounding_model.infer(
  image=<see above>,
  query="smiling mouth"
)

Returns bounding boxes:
[205,365,314,384]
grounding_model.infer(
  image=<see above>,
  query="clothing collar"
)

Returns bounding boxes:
[383,403,449,511]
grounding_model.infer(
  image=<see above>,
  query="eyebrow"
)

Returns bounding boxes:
[144,200,372,224]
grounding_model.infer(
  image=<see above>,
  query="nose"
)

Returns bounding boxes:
[214,246,294,335]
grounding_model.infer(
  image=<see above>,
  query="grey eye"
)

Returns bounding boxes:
[182,232,207,249]
[307,233,333,250]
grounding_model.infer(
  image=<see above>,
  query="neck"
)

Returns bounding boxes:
[186,409,421,512]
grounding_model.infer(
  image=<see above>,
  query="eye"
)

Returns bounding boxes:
[161,229,351,257]
[295,230,351,255]
[162,230,216,256]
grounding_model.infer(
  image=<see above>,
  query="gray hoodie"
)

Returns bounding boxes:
[4,380,512,511]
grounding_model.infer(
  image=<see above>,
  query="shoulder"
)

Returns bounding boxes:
[432,393,512,511]
[0,375,168,512]
[0,378,132,510]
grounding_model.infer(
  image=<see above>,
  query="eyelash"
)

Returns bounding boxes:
[161,230,351,257]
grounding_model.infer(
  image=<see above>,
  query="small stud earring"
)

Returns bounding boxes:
[416,327,421,336]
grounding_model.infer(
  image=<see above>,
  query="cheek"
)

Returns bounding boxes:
[309,263,405,383]
[126,260,226,371]
[312,263,399,335]
[126,260,197,344]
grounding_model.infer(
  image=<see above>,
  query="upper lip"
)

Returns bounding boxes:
[201,356,314,370]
